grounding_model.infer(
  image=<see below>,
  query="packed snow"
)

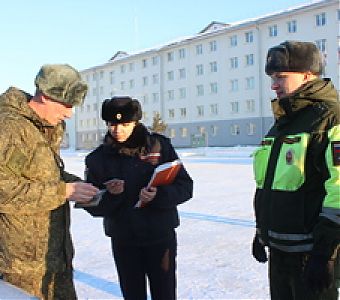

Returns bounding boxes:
[0,146,272,300]
[63,146,270,300]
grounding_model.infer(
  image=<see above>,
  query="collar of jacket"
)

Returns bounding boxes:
[103,123,150,157]
[272,78,338,124]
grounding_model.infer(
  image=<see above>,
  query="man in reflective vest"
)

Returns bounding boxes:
[252,40,340,300]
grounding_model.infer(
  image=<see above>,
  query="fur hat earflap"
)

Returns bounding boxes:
[265,41,323,75]
[101,96,142,124]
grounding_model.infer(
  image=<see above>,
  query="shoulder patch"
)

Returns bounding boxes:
[6,148,28,175]
[331,141,340,166]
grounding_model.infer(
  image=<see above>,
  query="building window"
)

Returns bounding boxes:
[179,48,186,59]
[287,20,297,33]
[142,112,148,121]
[142,95,148,104]
[109,71,115,84]
[210,82,218,94]
[152,74,159,84]
[209,40,217,52]
[316,12,326,26]
[230,35,237,47]
[129,63,134,72]
[230,79,239,92]
[196,64,204,76]
[92,73,97,81]
[152,93,159,103]
[230,57,238,69]
[211,125,218,136]
[120,81,125,90]
[230,124,240,135]
[338,9,340,21]
[269,25,278,37]
[245,31,253,43]
[99,86,104,95]
[210,61,217,72]
[210,104,218,115]
[245,54,254,66]
[142,76,148,86]
[142,59,147,68]
[152,56,158,65]
[99,71,104,79]
[167,90,174,101]
[168,109,175,119]
[247,123,256,135]
[179,68,186,79]
[197,105,204,116]
[315,39,326,52]
[231,101,239,113]
[93,103,98,111]
[246,99,255,112]
[180,127,187,137]
[246,77,255,90]
[180,108,187,118]
[129,79,134,89]
[167,71,174,81]
[167,52,174,62]
[120,65,126,73]
[196,44,203,55]
[196,85,204,96]
[179,87,186,99]
[169,128,176,138]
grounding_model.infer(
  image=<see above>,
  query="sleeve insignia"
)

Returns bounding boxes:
[331,141,340,166]
[6,148,28,175]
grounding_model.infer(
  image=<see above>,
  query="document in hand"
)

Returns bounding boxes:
[147,159,182,189]
[74,189,106,208]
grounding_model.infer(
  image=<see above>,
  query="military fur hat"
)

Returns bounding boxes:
[35,64,88,106]
[101,96,142,124]
[265,41,323,75]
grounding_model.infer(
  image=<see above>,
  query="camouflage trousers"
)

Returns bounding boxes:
[3,269,76,300]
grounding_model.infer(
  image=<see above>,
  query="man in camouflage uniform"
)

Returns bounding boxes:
[0,64,99,299]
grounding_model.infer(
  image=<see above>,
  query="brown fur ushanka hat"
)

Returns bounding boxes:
[265,41,323,75]
[101,96,142,124]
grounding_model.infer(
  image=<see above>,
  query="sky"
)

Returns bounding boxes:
[1,0,315,94]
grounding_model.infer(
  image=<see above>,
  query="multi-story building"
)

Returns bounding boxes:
[72,0,339,149]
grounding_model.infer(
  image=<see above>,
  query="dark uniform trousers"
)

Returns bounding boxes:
[111,232,177,300]
[3,269,76,300]
[269,249,339,300]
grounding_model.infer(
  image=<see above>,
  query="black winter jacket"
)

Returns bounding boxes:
[84,124,193,246]
[253,78,340,259]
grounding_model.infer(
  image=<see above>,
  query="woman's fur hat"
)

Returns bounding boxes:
[101,96,142,123]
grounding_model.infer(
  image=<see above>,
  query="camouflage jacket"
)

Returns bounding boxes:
[0,87,75,276]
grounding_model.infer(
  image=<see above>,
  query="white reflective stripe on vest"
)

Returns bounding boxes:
[320,207,340,225]
[269,241,313,252]
[268,230,313,241]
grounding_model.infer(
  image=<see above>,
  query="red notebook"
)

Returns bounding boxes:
[147,159,182,188]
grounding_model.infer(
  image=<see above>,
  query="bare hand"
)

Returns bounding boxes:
[139,186,157,205]
[65,182,99,203]
[104,179,125,195]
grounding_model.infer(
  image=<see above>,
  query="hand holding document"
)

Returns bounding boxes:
[135,159,182,208]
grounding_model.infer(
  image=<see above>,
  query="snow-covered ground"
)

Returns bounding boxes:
[62,146,270,300]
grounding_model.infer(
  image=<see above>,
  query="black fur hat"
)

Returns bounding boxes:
[265,41,323,75]
[101,96,142,123]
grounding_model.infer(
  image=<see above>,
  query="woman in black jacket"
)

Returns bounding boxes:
[83,96,193,300]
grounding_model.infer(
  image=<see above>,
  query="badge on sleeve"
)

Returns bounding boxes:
[6,147,28,175]
[331,141,340,166]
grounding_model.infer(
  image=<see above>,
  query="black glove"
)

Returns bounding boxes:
[252,235,268,263]
[303,255,335,293]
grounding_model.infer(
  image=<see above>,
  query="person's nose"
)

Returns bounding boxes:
[271,80,280,91]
